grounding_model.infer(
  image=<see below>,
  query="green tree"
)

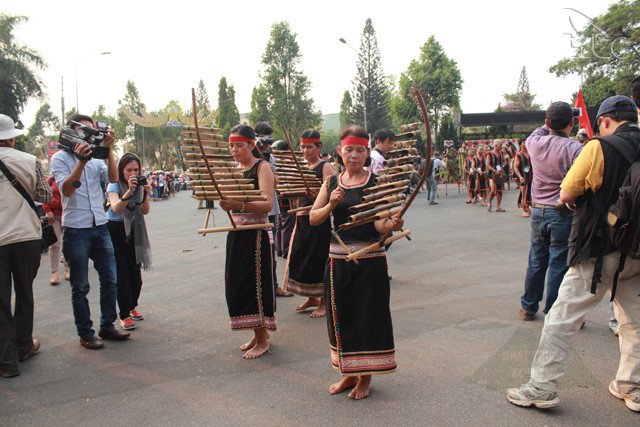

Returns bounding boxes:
[502,66,541,111]
[339,90,352,129]
[0,14,46,125]
[348,18,391,133]
[392,36,463,150]
[249,85,271,125]
[195,79,211,119]
[25,103,58,158]
[549,1,640,106]
[116,80,145,154]
[218,76,240,138]
[251,21,321,140]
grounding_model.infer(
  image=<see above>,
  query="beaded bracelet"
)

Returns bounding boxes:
[241,201,246,213]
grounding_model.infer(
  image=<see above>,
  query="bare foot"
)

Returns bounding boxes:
[348,376,372,400]
[239,331,270,351]
[310,299,326,318]
[50,272,60,285]
[243,341,270,359]
[329,376,358,395]
[296,297,320,311]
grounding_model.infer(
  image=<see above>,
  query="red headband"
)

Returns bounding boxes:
[340,136,369,147]
[228,135,254,143]
[300,137,321,144]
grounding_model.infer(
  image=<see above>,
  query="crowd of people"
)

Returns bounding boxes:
[1,83,640,413]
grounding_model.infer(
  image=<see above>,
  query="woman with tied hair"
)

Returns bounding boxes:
[219,124,276,359]
[464,147,477,204]
[283,130,335,318]
[514,142,533,217]
[106,153,152,331]
[310,125,403,400]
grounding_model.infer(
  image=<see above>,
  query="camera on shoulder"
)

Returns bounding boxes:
[58,120,111,160]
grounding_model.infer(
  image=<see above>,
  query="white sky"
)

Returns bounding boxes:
[7,0,611,128]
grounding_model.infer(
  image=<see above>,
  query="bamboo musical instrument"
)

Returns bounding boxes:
[280,125,312,194]
[190,88,236,229]
[345,230,412,260]
[287,205,313,214]
[345,86,432,261]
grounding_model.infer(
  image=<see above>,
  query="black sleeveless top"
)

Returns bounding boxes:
[232,158,264,214]
[328,172,381,244]
[300,160,326,207]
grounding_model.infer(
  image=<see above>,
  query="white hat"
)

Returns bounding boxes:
[0,114,25,140]
[577,128,588,135]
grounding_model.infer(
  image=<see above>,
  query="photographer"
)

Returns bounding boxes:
[50,114,130,349]
[106,153,152,331]
[517,102,583,321]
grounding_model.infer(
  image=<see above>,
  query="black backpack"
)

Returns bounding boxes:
[595,135,640,298]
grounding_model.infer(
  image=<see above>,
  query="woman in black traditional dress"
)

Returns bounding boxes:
[464,147,477,204]
[514,142,533,217]
[219,125,276,359]
[310,126,404,400]
[284,130,335,317]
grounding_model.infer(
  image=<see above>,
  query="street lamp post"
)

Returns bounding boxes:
[75,51,111,111]
[339,38,367,132]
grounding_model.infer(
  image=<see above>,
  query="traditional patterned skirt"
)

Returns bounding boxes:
[225,213,277,331]
[325,241,396,376]
[284,213,331,297]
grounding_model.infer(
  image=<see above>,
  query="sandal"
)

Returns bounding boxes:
[496,208,506,212]
[487,206,492,212]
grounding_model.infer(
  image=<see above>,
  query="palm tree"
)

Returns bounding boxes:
[0,14,46,125]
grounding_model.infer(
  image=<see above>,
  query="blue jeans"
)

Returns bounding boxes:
[63,225,118,338]
[521,206,572,315]
[426,175,437,203]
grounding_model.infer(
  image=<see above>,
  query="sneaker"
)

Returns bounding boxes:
[609,382,640,412]
[609,321,620,337]
[429,201,438,205]
[120,318,137,330]
[506,383,560,409]
[519,308,535,321]
[129,310,145,321]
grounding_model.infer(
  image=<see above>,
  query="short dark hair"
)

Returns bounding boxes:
[339,125,369,140]
[600,110,638,123]
[229,124,256,140]
[300,129,322,148]
[338,126,371,167]
[372,128,396,146]
[254,122,273,136]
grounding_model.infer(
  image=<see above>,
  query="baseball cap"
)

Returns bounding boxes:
[0,114,26,140]
[546,102,573,129]
[596,95,638,119]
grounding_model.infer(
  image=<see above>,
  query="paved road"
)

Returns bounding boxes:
[1,186,636,426]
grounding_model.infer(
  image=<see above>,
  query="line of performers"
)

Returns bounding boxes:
[459,140,533,216]
[216,124,403,400]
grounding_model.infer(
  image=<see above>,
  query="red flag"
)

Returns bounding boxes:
[575,88,593,139]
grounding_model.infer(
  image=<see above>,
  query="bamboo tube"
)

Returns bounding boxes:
[193,194,267,201]
[183,159,238,167]
[331,230,359,265]
[400,122,420,132]
[350,193,406,212]
[383,164,413,174]
[374,172,412,184]
[287,205,312,214]
[195,184,254,190]
[363,179,411,194]
[347,201,404,223]
[360,187,407,203]
[198,223,273,234]
[182,138,228,147]
[339,206,402,230]
[188,171,245,179]
[386,157,417,167]
[181,145,229,153]
[345,230,412,262]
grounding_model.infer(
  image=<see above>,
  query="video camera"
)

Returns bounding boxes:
[58,120,111,160]
[572,108,582,117]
